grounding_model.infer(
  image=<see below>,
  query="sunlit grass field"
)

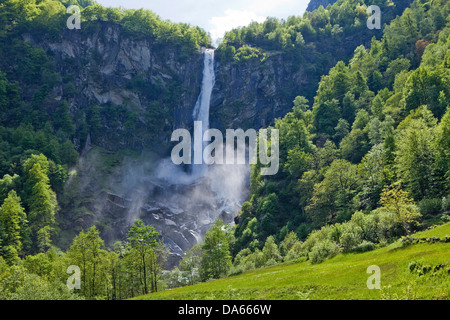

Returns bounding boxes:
[133,223,450,300]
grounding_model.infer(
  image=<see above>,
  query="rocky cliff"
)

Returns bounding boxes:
[211,51,312,131]
[23,21,323,153]
[24,21,204,153]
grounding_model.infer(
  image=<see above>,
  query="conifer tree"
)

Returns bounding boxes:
[0,190,27,257]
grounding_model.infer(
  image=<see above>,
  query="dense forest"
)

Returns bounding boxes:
[234,0,449,244]
[0,0,449,299]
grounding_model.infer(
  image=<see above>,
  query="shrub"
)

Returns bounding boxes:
[284,241,303,261]
[419,198,443,216]
[351,240,375,253]
[279,231,299,257]
[253,249,265,268]
[234,248,252,266]
[234,45,267,63]
[262,236,282,263]
[228,264,245,276]
[408,261,417,272]
[442,196,450,212]
[301,225,335,253]
[374,210,400,241]
[243,260,256,272]
[309,239,340,264]
[361,213,381,243]
[339,223,363,252]
[264,258,278,267]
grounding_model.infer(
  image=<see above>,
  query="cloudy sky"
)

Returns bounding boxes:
[96,0,310,44]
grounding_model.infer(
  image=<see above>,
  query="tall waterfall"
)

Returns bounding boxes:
[109,47,248,266]
[191,49,215,178]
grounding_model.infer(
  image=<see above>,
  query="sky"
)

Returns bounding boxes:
[96,0,310,44]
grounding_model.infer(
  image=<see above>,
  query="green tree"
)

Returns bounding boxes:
[27,162,57,251]
[67,228,89,297]
[0,190,27,261]
[279,231,299,257]
[403,67,450,119]
[313,99,341,137]
[435,107,450,194]
[67,226,108,298]
[36,225,52,254]
[179,244,202,285]
[126,219,160,294]
[0,174,20,205]
[340,128,370,164]
[395,107,439,200]
[261,235,281,265]
[307,159,359,226]
[53,100,74,136]
[333,118,350,143]
[376,182,421,234]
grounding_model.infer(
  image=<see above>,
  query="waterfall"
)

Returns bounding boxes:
[191,48,215,178]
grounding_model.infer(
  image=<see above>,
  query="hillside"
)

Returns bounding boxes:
[133,223,450,300]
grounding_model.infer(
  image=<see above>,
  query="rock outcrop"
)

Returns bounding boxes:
[99,176,244,269]
[23,21,319,152]
[23,21,204,152]
[211,52,311,131]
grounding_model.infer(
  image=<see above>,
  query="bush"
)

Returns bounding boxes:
[284,241,303,261]
[234,248,252,266]
[253,249,265,268]
[243,260,256,272]
[442,196,450,212]
[361,213,381,243]
[375,210,400,241]
[262,236,281,263]
[339,223,363,252]
[264,258,278,267]
[419,198,443,216]
[228,264,245,276]
[308,239,340,264]
[301,225,336,253]
[234,45,266,63]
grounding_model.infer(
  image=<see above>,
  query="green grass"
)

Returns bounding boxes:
[133,223,450,300]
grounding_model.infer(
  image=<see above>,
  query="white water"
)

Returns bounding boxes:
[191,49,215,179]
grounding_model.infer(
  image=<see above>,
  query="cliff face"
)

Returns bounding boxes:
[211,52,312,132]
[24,22,318,152]
[24,21,204,153]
